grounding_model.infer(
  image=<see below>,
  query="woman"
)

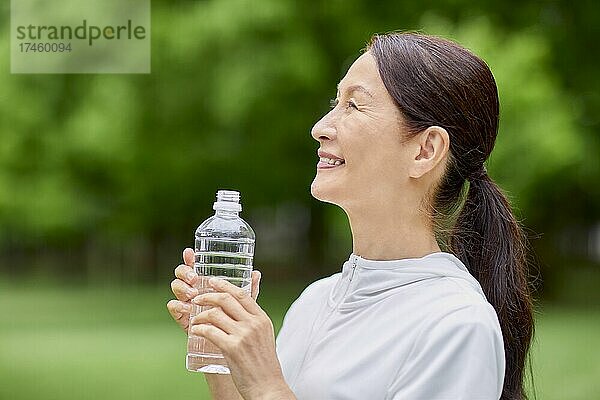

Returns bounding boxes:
[167,32,535,400]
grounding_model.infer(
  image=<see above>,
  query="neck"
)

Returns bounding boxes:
[345,204,441,261]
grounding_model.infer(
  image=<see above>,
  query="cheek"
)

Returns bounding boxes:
[339,116,376,161]
[362,147,405,182]
[347,132,406,181]
[339,110,408,178]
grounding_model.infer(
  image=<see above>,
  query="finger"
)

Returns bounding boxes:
[167,299,191,319]
[189,324,231,352]
[191,307,237,334]
[167,299,191,330]
[171,279,199,301]
[183,248,194,267]
[209,277,263,316]
[193,292,249,321]
[251,270,261,300]
[174,263,198,286]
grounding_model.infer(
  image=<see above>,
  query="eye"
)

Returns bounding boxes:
[329,98,358,110]
[347,99,358,110]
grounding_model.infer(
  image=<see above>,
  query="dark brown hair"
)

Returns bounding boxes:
[368,32,535,399]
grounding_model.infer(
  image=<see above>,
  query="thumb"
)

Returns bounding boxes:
[251,270,261,300]
[183,248,195,267]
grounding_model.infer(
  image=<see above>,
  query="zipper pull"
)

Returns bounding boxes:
[349,259,357,282]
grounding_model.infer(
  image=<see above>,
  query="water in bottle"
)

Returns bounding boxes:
[186,190,255,374]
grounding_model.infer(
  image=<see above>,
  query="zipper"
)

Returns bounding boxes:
[331,256,357,311]
[289,257,359,386]
[349,257,357,282]
[338,257,357,303]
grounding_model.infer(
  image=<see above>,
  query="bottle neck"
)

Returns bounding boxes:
[215,209,239,218]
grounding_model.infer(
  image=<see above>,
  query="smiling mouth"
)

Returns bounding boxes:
[317,157,346,169]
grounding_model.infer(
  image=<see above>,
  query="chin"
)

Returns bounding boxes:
[310,176,343,205]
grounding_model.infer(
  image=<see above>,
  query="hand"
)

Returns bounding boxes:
[166,248,262,334]
[190,278,295,400]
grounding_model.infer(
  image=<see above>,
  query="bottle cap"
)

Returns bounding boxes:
[213,190,242,212]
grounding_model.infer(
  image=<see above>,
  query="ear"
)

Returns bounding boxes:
[409,126,450,179]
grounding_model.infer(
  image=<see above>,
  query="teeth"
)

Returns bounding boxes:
[320,157,345,165]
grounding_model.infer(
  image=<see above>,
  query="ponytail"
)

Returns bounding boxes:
[368,31,537,399]
[449,170,536,400]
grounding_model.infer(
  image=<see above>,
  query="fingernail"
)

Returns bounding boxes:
[208,277,219,286]
[192,295,203,304]
[181,303,191,313]
[187,272,197,281]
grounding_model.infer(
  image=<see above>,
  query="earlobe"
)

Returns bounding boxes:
[409,126,449,179]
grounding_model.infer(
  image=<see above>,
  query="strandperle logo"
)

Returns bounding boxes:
[11,0,150,74]
[15,19,147,47]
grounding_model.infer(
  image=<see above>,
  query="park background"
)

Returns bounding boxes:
[0,0,599,398]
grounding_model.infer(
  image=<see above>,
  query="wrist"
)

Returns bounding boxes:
[248,376,295,400]
[262,384,296,400]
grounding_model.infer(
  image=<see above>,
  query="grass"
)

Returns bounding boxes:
[0,282,598,400]
[0,282,304,400]
[528,305,600,399]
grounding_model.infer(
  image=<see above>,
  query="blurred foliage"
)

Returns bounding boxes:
[0,0,598,301]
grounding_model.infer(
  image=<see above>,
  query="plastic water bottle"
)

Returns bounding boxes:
[186,189,255,374]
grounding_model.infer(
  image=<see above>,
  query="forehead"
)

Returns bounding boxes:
[337,51,383,95]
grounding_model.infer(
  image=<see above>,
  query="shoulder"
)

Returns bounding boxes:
[413,300,504,358]
[389,301,506,400]
[430,301,500,334]
[430,276,495,314]
[417,275,502,335]
[399,301,505,380]
[391,273,504,358]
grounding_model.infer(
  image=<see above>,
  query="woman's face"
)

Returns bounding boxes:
[310,51,416,209]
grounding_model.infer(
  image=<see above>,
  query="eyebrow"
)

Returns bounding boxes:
[336,84,374,98]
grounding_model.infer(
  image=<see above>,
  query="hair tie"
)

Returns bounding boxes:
[468,165,487,182]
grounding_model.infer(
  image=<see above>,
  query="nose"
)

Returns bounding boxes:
[311,113,337,143]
